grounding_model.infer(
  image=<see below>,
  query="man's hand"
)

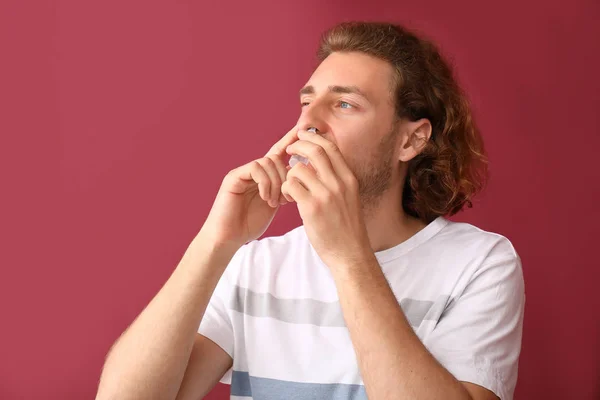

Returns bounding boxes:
[201,126,299,248]
[281,129,373,268]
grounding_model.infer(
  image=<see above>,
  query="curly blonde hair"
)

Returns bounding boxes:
[317,21,488,223]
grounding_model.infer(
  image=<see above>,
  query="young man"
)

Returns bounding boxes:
[97,22,525,400]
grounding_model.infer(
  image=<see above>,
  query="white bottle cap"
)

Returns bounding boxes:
[289,127,317,167]
[289,154,309,167]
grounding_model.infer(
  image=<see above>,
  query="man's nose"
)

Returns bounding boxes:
[297,124,324,135]
[297,99,328,134]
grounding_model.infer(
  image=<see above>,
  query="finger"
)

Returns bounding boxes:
[232,160,271,201]
[295,129,353,182]
[285,139,337,185]
[265,125,300,158]
[257,157,281,207]
[281,176,310,204]
[287,161,328,197]
[268,155,290,205]
[282,164,294,203]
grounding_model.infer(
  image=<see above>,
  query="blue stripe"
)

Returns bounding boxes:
[231,370,367,399]
[231,370,253,397]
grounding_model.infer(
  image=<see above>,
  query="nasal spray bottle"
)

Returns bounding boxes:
[288,127,317,168]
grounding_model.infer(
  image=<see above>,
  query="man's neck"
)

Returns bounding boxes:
[362,190,427,253]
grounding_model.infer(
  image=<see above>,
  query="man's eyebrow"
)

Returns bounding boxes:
[299,85,371,102]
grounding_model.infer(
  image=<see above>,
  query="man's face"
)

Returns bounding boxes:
[297,51,400,209]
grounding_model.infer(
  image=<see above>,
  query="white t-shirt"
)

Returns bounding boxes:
[198,216,525,400]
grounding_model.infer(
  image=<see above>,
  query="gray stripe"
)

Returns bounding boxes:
[231,370,367,400]
[231,285,449,328]
[231,286,346,327]
[400,296,450,327]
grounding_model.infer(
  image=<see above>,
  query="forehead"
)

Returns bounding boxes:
[306,52,395,106]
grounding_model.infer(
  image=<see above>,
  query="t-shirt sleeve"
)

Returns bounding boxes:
[197,245,246,385]
[423,238,525,400]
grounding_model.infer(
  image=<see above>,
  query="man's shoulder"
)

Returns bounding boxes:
[232,225,313,271]
[246,224,308,253]
[227,225,329,293]
[436,219,519,260]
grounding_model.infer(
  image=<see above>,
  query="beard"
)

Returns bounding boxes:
[349,125,398,212]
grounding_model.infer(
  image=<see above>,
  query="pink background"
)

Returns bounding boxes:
[1,0,598,399]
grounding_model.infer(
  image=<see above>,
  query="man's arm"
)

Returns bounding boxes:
[330,255,498,400]
[95,232,239,400]
[175,333,233,400]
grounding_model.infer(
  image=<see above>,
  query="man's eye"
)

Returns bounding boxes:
[301,101,354,109]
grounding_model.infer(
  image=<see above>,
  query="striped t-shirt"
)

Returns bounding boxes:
[198,216,525,400]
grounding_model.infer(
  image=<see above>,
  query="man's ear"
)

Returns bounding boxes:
[397,118,432,162]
